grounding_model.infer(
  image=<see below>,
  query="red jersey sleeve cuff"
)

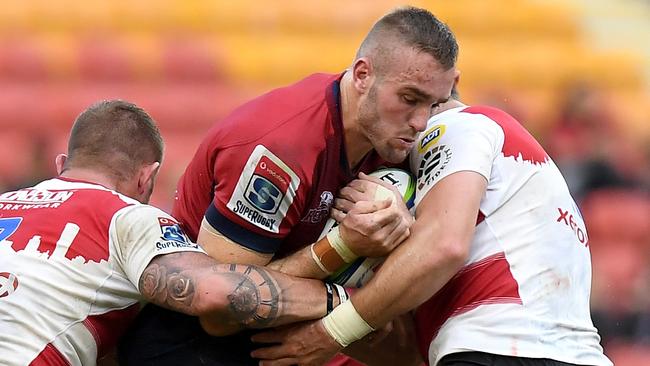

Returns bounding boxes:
[204,203,282,254]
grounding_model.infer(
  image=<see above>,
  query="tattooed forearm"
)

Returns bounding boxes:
[139,252,324,335]
[139,260,196,311]
[166,272,195,306]
[140,253,283,327]
[216,264,280,328]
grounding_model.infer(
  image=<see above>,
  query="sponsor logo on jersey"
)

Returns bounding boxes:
[0,189,74,210]
[417,144,452,190]
[556,207,589,247]
[418,125,445,153]
[301,191,334,224]
[227,145,300,233]
[156,217,198,250]
[0,272,19,298]
[245,156,291,214]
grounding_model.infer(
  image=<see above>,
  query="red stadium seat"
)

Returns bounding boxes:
[581,189,650,244]
[161,38,225,83]
[0,37,49,81]
[77,36,134,81]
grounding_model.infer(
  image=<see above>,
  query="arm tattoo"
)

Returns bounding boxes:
[140,253,284,329]
[139,260,196,310]
[216,264,280,328]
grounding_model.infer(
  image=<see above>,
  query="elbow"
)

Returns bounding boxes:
[193,286,270,336]
[193,292,241,336]
[427,239,469,272]
[446,240,470,266]
[192,288,229,318]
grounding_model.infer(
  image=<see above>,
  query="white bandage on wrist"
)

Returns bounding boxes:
[326,226,358,263]
[321,301,375,347]
[373,185,395,202]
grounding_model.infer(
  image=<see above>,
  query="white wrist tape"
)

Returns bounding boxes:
[326,226,358,263]
[322,301,374,347]
[374,185,395,202]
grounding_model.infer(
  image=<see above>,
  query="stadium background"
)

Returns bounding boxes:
[0,0,647,364]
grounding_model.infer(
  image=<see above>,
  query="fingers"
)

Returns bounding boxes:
[338,186,371,204]
[251,330,286,344]
[339,200,413,257]
[333,198,354,213]
[365,217,406,253]
[358,172,401,196]
[346,199,392,215]
[338,179,381,203]
[331,194,396,221]
[339,178,401,204]
[330,207,345,223]
[251,344,292,362]
[346,201,402,229]
[341,204,394,241]
[383,218,411,248]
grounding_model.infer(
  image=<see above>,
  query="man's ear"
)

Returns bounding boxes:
[351,57,373,93]
[453,71,461,89]
[138,161,160,194]
[55,154,67,175]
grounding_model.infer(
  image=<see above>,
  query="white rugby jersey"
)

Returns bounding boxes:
[410,106,612,366]
[0,178,205,366]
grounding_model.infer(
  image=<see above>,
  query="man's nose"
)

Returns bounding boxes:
[409,107,430,132]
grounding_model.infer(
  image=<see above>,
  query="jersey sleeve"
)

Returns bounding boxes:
[410,111,503,207]
[111,205,206,289]
[206,143,305,254]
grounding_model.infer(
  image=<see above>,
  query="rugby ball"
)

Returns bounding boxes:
[327,167,415,288]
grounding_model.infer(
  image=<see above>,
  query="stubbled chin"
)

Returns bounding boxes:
[379,147,408,164]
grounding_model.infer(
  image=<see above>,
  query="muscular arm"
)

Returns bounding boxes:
[139,250,330,336]
[199,199,411,279]
[197,218,273,266]
[353,170,487,327]
[247,171,487,364]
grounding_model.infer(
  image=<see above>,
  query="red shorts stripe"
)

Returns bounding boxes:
[29,344,70,366]
[83,303,140,359]
[414,252,521,361]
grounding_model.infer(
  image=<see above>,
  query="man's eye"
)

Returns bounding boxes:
[402,95,417,105]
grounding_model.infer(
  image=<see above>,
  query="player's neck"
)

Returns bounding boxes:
[58,168,119,191]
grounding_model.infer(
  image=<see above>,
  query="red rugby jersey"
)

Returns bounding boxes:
[173,73,384,256]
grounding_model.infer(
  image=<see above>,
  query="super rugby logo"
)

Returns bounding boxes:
[417,145,452,190]
[156,217,197,250]
[418,125,445,153]
[227,145,300,234]
[244,156,289,214]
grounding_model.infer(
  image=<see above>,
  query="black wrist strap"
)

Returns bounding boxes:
[325,282,334,314]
